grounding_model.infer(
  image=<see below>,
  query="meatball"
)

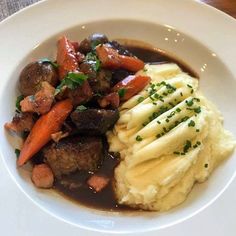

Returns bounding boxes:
[43,136,103,178]
[70,108,119,135]
[19,61,58,96]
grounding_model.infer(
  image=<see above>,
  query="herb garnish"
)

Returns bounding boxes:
[188,120,195,127]
[15,149,20,158]
[55,72,88,95]
[16,95,24,112]
[137,96,145,103]
[136,135,143,142]
[118,88,127,98]
[76,105,87,111]
[85,52,101,72]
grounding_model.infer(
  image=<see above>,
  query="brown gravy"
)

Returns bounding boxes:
[53,45,197,211]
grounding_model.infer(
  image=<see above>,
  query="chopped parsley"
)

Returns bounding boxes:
[15,95,24,112]
[118,88,127,98]
[15,149,20,158]
[55,72,88,95]
[85,52,101,72]
[136,135,143,142]
[76,105,87,111]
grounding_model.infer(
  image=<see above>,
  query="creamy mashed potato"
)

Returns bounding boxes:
[107,63,236,211]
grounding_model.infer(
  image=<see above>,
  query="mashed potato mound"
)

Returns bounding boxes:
[107,63,236,211]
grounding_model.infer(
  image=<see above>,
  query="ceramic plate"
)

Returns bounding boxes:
[0,0,236,235]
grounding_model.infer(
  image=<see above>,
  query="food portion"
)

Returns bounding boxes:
[108,64,236,211]
[5,33,236,211]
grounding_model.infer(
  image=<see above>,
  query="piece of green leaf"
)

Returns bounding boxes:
[39,58,59,68]
[15,149,20,158]
[85,52,101,72]
[118,88,127,98]
[54,72,88,96]
[76,105,87,111]
[16,95,24,111]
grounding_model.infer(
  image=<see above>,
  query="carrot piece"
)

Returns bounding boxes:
[17,99,73,166]
[113,75,151,101]
[96,44,144,72]
[119,55,144,72]
[57,36,78,80]
[96,44,121,69]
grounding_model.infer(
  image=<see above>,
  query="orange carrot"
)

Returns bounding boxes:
[96,44,144,72]
[113,75,151,101]
[17,99,73,166]
[57,36,78,80]
[119,55,144,72]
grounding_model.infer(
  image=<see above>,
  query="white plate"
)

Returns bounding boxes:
[0,0,236,235]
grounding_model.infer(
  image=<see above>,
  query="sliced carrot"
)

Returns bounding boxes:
[98,92,120,109]
[112,75,151,101]
[119,55,144,72]
[96,44,120,69]
[17,99,73,166]
[57,36,78,80]
[96,44,144,72]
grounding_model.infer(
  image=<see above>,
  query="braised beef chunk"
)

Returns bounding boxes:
[43,136,103,178]
[88,69,112,94]
[89,33,109,46]
[70,109,119,135]
[4,112,35,133]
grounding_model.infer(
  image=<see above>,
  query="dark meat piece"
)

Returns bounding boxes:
[67,80,93,107]
[5,112,35,133]
[88,69,112,94]
[43,136,103,178]
[70,108,119,135]
[111,69,131,86]
[79,62,96,79]
[19,61,58,96]
[109,41,133,57]
[78,33,109,54]
[31,164,54,189]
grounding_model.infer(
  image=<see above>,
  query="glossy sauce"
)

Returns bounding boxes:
[53,45,197,211]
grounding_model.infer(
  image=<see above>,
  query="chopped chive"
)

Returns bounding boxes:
[188,120,195,127]
[157,120,161,124]
[196,129,200,132]
[166,119,170,123]
[180,92,183,96]
[183,140,192,153]
[136,135,143,142]
[194,107,201,114]
[137,96,145,103]
[191,89,194,94]
[176,107,181,113]
[173,151,180,155]
[196,141,201,145]
[187,84,193,88]
[156,134,161,138]
[204,163,208,168]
